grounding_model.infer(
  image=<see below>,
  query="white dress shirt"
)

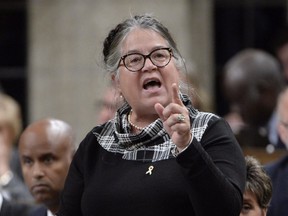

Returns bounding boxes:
[47,209,55,216]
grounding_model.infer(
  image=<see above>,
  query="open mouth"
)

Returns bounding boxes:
[143,79,161,90]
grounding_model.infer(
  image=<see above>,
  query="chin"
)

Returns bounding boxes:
[35,198,46,204]
[34,195,49,204]
[155,97,170,106]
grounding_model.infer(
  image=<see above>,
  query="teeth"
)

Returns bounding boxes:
[144,79,158,85]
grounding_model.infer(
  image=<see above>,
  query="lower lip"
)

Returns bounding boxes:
[32,185,49,193]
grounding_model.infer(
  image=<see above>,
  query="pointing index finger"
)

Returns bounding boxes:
[172,83,182,105]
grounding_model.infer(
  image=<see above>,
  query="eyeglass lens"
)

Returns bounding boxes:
[123,48,171,72]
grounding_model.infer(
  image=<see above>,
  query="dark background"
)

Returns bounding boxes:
[0,0,287,126]
[213,0,287,115]
[0,0,27,125]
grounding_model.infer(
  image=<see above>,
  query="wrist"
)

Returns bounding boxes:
[174,133,193,156]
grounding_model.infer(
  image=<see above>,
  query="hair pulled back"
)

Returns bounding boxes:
[102,14,185,74]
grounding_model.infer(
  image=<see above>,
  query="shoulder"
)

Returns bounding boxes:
[78,122,111,146]
[1,198,35,216]
[75,122,114,154]
[191,111,234,142]
[265,155,288,174]
[191,111,220,126]
[92,119,115,135]
[190,110,223,131]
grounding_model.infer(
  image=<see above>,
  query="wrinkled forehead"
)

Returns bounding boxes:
[120,28,169,54]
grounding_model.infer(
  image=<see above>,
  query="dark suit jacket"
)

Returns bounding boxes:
[1,198,32,216]
[28,206,47,216]
[265,155,288,216]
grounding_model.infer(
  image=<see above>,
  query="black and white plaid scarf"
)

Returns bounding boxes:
[93,94,217,162]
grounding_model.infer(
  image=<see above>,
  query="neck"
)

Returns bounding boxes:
[128,110,144,131]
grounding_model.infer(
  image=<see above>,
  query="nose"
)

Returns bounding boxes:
[142,57,157,71]
[32,163,45,179]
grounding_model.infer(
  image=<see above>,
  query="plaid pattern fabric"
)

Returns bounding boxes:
[93,94,218,162]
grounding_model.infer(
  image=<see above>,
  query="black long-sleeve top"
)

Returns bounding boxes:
[57,98,246,216]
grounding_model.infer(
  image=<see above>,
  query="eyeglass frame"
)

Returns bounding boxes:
[118,47,173,72]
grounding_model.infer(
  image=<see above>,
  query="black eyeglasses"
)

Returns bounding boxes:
[118,47,173,72]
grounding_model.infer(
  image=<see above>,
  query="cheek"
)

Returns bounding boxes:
[53,163,70,180]
[118,71,139,93]
[22,168,33,186]
[162,66,181,86]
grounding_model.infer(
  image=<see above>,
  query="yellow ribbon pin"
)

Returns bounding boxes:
[145,165,154,175]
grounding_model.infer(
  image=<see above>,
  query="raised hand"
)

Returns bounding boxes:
[154,83,192,151]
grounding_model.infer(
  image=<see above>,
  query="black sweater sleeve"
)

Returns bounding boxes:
[176,117,246,216]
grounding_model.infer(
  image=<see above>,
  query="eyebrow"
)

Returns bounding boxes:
[124,46,168,55]
[21,152,56,160]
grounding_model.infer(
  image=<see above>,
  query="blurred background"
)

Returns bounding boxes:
[0,0,287,145]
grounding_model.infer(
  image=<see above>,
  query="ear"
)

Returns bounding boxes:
[111,74,121,93]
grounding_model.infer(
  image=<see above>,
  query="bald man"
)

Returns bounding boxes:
[18,118,75,216]
[223,48,285,150]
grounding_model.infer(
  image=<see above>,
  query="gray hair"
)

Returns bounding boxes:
[102,14,186,76]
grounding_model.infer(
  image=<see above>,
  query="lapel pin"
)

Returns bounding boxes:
[145,165,154,175]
